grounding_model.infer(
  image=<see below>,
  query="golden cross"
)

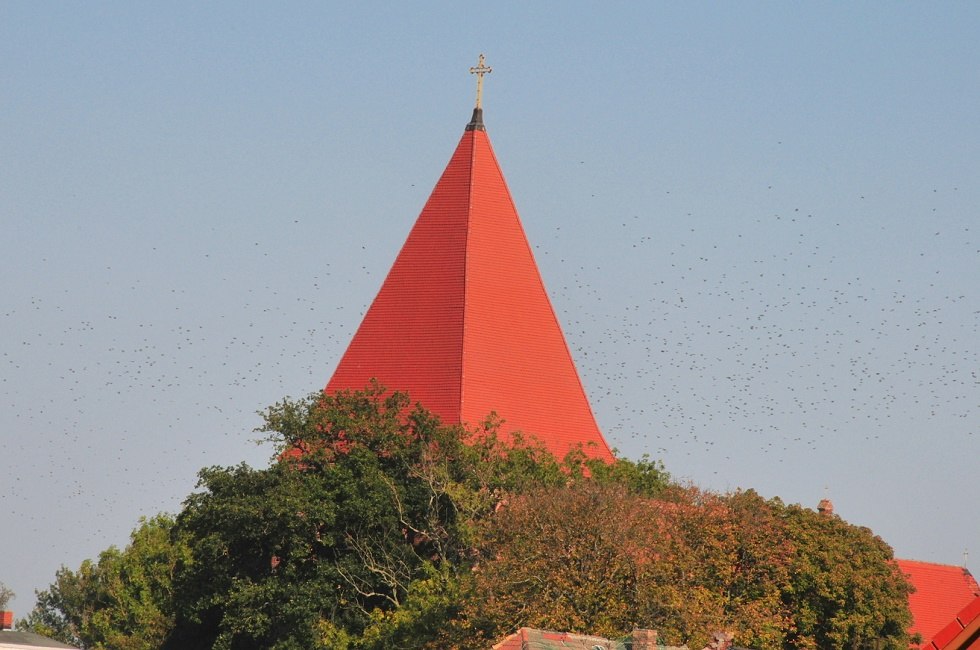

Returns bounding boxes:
[469,54,492,109]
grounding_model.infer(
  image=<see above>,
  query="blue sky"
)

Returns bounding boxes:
[2,2,978,611]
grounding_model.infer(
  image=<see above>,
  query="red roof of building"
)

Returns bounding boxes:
[926,595,980,650]
[897,559,980,648]
[491,627,685,650]
[492,628,627,650]
[326,111,613,462]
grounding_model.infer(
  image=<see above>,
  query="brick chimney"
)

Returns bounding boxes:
[631,628,658,650]
[1,610,13,630]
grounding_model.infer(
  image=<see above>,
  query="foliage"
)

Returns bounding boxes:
[0,580,13,611]
[584,451,671,497]
[23,384,911,650]
[19,515,189,650]
[165,385,574,649]
[452,484,912,650]
[453,483,775,648]
[777,500,914,649]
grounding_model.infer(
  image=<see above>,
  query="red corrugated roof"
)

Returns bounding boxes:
[326,119,613,462]
[897,559,980,648]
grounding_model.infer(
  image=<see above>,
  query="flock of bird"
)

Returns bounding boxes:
[1,148,976,611]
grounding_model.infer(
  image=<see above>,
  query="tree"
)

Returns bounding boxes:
[452,483,912,650]
[19,515,189,650]
[21,383,910,650]
[165,385,571,650]
[454,483,780,649]
[776,500,913,650]
[458,483,655,644]
[0,581,13,611]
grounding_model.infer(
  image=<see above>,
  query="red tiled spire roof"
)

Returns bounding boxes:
[326,112,613,462]
[896,559,980,648]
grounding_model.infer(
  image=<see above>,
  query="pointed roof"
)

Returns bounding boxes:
[896,559,980,648]
[326,109,613,462]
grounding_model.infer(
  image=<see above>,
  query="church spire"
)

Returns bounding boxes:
[326,61,613,463]
[466,53,491,131]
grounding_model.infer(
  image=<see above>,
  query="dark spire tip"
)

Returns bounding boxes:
[465,107,485,131]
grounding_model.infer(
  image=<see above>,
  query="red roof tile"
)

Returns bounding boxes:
[326,118,613,462]
[926,596,980,650]
[896,559,980,648]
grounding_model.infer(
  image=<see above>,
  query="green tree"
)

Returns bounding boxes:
[0,580,13,611]
[777,500,913,650]
[20,562,93,647]
[19,515,189,650]
[165,385,569,650]
[21,383,910,650]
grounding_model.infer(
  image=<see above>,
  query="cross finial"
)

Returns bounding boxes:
[469,53,492,109]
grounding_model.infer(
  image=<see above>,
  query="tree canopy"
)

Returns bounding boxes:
[456,483,912,649]
[21,385,911,649]
[0,580,13,611]
[19,514,188,650]
[163,385,630,649]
